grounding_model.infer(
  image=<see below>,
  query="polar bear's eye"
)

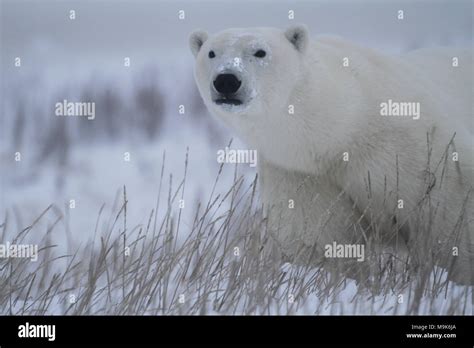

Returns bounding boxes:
[254,49,266,58]
[208,50,216,59]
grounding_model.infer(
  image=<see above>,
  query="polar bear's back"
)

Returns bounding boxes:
[312,37,473,138]
[402,47,471,79]
[401,48,473,133]
[402,48,472,98]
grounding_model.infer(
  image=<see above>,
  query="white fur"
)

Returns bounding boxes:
[190,26,474,284]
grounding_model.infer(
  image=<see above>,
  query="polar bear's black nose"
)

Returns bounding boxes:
[213,74,242,95]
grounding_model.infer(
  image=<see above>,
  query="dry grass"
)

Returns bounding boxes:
[0,150,472,315]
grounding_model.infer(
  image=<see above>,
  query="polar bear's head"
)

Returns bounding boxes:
[189,25,309,126]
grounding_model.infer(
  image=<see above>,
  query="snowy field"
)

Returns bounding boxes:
[0,0,472,314]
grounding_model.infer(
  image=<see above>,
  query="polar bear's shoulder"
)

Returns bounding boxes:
[314,35,374,52]
[314,34,345,44]
[310,35,393,79]
[312,35,385,63]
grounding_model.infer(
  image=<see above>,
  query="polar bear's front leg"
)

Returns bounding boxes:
[258,157,364,266]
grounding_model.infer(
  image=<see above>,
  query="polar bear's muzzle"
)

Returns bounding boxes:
[212,72,247,107]
[214,74,241,96]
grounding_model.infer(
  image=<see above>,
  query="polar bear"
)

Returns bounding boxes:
[189,25,473,284]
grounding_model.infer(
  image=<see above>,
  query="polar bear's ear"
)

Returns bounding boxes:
[285,24,309,53]
[189,30,209,58]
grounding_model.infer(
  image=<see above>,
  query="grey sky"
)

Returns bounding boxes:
[1,0,472,72]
